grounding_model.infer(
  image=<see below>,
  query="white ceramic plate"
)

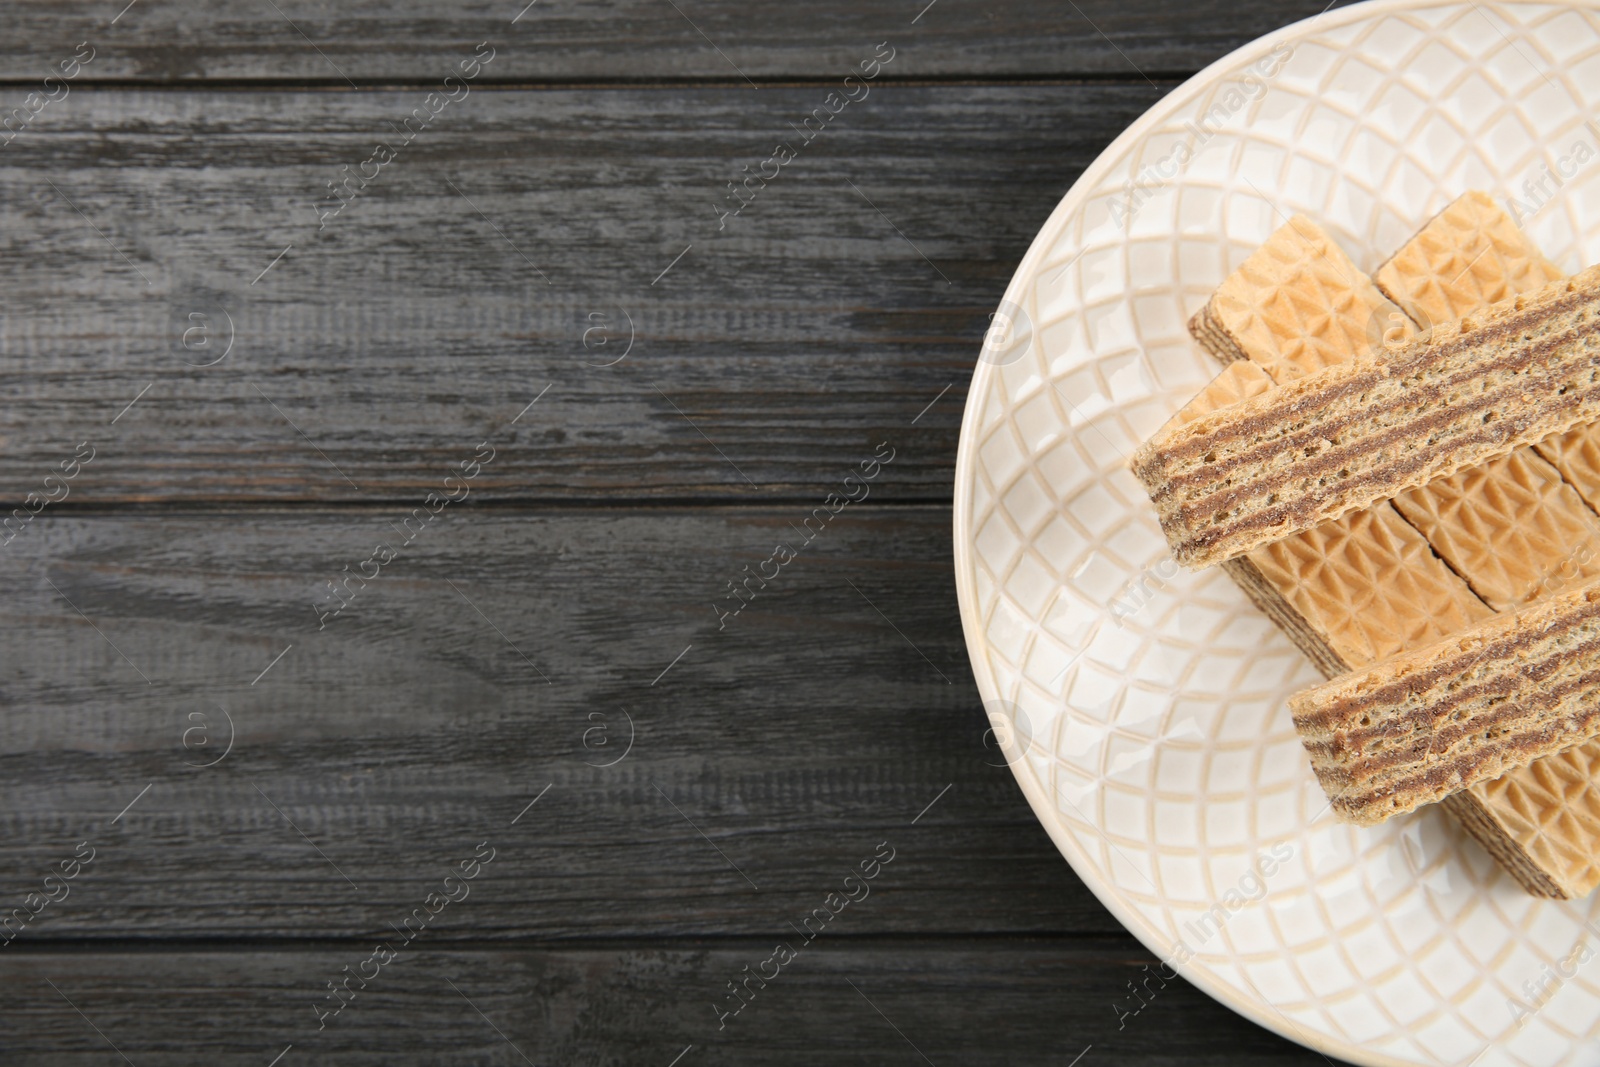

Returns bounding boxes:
[953,2,1600,1064]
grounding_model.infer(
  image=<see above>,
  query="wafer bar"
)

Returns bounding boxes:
[1188,214,1419,380]
[1137,266,1600,567]
[1374,196,1600,611]
[1450,745,1600,898]
[1169,360,1274,426]
[1389,451,1600,610]
[1183,204,1600,893]
[1374,191,1565,325]
[1289,577,1600,826]
[1374,191,1600,896]
[1220,513,1494,677]
[1180,216,1493,678]
[1399,196,1600,515]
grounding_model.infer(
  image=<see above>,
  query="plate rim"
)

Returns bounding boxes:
[948,0,1600,1063]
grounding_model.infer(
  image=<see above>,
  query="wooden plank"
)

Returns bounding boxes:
[0,941,1347,1065]
[0,84,1160,504]
[0,1,1351,83]
[0,506,1128,938]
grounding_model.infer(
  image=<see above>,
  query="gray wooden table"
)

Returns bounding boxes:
[0,2,1357,1063]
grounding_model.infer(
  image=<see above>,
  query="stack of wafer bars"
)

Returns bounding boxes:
[1143,192,1600,898]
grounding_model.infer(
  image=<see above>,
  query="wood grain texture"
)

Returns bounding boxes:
[0,941,1350,1066]
[0,0,1355,83]
[0,0,1363,1060]
[0,84,1161,505]
[0,506,1129,939]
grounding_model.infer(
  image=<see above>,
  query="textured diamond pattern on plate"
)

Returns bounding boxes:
[1198,215,1416,380]
[1391,449,1600,609]
[955,5,1600,1065]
